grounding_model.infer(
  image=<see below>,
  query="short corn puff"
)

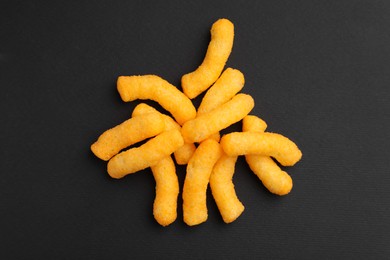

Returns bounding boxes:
[91,113,164,161]
[183,139,222,226]
[117,75,196,125]
[182,19,234,99]
[210,154,244,223]
[246,156,293,196]
[107,129,184,179]
[243,116,293,195]
[220,132,302,166]
[181,93,254,143]
[197,68,245,116]
[150,156,179,226]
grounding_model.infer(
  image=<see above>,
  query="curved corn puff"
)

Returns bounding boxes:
[117,75,196,125]
[182,19,234,99]
[183,139,222,226]
[220,132,302,166]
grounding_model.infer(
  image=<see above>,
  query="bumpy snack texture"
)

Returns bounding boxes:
[132,103,197,165]
[181,93,254,143]
[132,103,180,131]
[151,156,179,226]
[197,68,245,116]
[210,154,244,223]
[117,75,196,125]
[107,130,184,179]
[91,113,164,161]
[243,116,293,195]
[242,115,267,133]
[182,19,234,99]
[182,139,223,226]
[220,132,302,166]
[173,143,197,165]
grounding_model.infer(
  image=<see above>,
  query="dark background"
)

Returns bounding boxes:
[1,0,389,259]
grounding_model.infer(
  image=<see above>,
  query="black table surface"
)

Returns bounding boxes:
[1,1,389,259]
